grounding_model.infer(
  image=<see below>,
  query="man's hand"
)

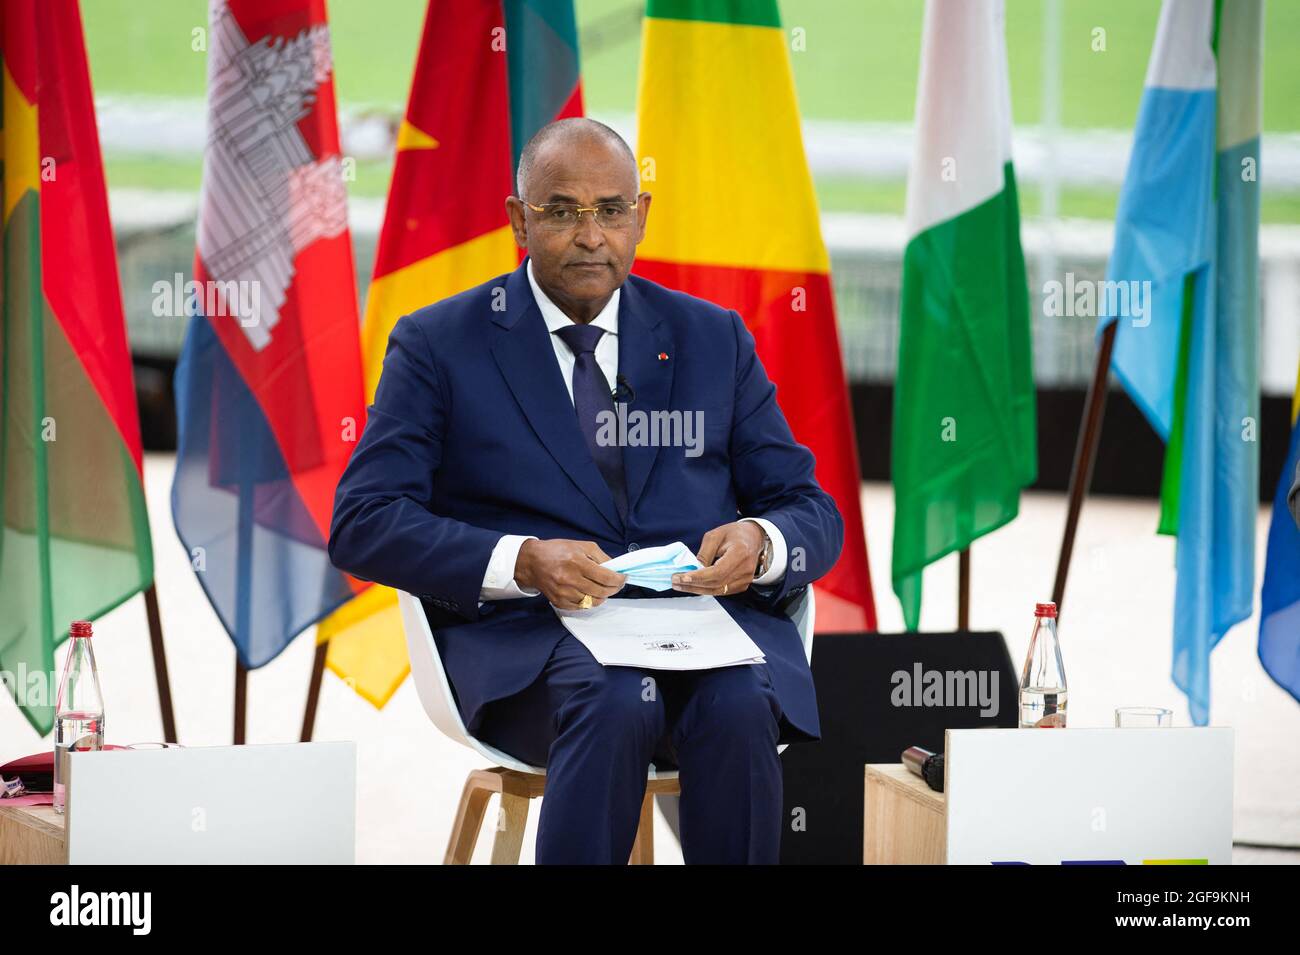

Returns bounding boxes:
[514,538,627,611]
[672,521,766,597]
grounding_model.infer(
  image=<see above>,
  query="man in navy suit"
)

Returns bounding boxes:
[329,118,844,864]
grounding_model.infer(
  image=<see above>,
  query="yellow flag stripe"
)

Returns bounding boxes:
[321,587,410,709]
[360,225,518,400]
[317,582,397,641]
[2,62,40,224]
[1292,362,1299,425]
[635,17,828,273]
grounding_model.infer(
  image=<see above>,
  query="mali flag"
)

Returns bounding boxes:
[634,0,877,631]
[319,0,584,707]
[0,0,153,734]
[892,0,1035,631]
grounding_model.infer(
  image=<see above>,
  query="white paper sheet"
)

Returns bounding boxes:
[554,595,765,670]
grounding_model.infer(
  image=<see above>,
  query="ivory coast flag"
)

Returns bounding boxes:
[1,0,153,733]
[635,0,877,631]
[319,0,583,706]
[892,0,1035,630]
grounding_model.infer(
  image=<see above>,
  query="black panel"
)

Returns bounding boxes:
[780,631,1019,865]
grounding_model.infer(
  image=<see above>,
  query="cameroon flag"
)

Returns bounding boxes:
[634,0,877,631]
[1,0,153,733]
[319,0,583,707]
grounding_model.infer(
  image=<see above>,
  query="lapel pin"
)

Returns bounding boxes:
[658,352,668,361]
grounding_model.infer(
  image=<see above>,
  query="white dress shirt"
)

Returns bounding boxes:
[478,259,787,601]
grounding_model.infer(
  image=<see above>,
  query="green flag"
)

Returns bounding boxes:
[1,2,154,734]
[892,0,1037,630]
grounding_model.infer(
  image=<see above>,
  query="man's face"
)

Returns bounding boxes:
[506,135,651,319]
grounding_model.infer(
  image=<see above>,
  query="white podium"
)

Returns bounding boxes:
[865,728,1234,864]
[62,741,356,864]
[944,727,1234,865]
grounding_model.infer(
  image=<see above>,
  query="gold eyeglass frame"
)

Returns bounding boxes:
[522,197,643,229]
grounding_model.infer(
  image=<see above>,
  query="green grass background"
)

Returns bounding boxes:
[80,0,1300,221]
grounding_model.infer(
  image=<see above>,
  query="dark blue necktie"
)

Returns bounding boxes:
[555,323,627,523]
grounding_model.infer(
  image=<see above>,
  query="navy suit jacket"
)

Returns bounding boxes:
[328,258,844,743]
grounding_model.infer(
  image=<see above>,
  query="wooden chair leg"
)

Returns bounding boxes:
[491,792,531,864]
[628,792,655,865]
[444,772,497,864]
[447,768,664,864]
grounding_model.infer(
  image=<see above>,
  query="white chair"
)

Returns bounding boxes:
[398,584,816,864]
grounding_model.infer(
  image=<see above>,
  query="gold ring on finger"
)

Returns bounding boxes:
[722,583,729,595]
[579,594,593,610]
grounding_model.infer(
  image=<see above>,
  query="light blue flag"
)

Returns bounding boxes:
[1101,0,1262,724]
[1101,0,1216,437]
[1185,0,1263,722]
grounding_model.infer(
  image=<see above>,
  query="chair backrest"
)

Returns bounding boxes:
[397,588,538,773]
[398,585,817,774]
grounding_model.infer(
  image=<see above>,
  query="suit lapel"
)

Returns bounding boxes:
[617,277,675,515]
[490,261,625,537]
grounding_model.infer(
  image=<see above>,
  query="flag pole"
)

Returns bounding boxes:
[234,658,248,744]
[1052,321,1118,614]
[301,642,327,742]
[957,548,971,630]
[233,470,253,745]
[142,584,178,743]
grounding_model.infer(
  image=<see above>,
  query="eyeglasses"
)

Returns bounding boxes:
[523,199,640,232]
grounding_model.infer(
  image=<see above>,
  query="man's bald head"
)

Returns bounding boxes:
[515,117,638,199]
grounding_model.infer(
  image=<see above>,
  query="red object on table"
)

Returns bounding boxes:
[1,744,132,804]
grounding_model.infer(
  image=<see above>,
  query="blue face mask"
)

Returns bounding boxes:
[602,541,703,592]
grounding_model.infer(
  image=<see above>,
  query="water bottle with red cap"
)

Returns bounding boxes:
[1019,602,1068,728]
[53,620,105,813]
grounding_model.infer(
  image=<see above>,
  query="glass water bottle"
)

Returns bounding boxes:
[1019,602,1068,728]
[53,620,105,813]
